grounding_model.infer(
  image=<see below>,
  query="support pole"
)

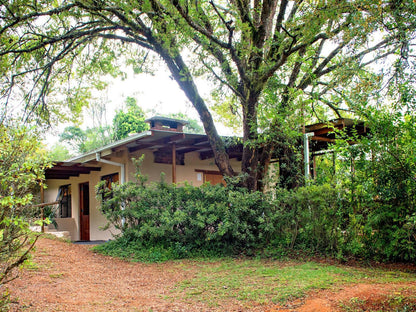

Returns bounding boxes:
[304,132,314,183]
[40,184,45,233]
[172,143,176,184]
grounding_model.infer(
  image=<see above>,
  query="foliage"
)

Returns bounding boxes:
[329,110,416,262]
[58,97,147,153]
[268,184,346,254]
[97,170,276,259]
[47,142,73,161]
[2,0,414,190]
[0,124,51,308]
[112,97,148,140]
[59,125,113,154]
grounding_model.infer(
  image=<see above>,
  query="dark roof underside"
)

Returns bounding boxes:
[45,162,101,179]
[305,118,369,153]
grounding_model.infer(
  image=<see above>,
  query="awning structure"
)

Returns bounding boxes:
[305,118,369,153]
[44,130,242,180]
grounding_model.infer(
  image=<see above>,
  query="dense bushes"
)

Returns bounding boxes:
[97,179,349,260]
[97,170,415,263]
[98,176,275,257]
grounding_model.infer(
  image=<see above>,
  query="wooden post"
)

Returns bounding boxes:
[172,143,176,184]
[40,184,45,233]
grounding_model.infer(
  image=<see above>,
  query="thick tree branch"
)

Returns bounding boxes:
[170,0,231,49]
[0,3,78,36]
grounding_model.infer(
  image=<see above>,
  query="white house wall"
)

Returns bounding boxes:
[129,149,240,186]
[45,163,123,241]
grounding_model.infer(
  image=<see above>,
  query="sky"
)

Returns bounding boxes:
[106,68,199,120]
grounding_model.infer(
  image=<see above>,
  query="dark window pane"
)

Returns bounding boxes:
[57,185,71,218]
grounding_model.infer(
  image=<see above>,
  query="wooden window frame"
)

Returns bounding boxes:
[57,184,71,218]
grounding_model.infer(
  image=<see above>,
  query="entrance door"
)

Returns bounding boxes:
[79,182,90,241]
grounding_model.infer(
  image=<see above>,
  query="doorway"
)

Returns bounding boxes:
[79,182,90,241]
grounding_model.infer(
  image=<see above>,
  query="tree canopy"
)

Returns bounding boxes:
[1,0,415,190]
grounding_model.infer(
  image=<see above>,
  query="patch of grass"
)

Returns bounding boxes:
[92,239,227,263]
[49,273,64,279]
[340,288,416,312]
[172,260,416,308]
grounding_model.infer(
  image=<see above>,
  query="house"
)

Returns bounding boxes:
[43,116,242,241]
[43,116,368,242]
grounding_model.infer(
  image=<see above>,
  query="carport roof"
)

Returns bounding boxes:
[305,118,369,153]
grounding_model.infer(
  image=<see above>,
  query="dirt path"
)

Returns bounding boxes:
[8,238,416,311]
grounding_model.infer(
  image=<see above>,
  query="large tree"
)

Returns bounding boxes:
[1,0,415,190]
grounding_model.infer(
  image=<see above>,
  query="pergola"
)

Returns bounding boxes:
[304,118,370,179]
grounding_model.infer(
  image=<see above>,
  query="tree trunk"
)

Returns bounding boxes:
[153,41,235,178]
[240,88,261,191]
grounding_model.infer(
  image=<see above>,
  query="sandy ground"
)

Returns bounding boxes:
[7,238,416,311]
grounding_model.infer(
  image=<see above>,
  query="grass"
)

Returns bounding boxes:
[92,239,228,263]
[171,259,416,308]
[340,287,416,311]
[93,239,416,309]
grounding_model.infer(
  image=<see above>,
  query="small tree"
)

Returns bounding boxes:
[0,124,51,308]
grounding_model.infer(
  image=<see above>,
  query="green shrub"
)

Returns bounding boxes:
[0,125,50,309]
[97,169,277,258]
[268,184,347,255]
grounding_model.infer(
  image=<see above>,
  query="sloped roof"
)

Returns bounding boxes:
[45,129,241,179]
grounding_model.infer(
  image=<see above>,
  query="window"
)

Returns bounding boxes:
[100,173,119,200]
[101,173,119,189]
[57,185,71,218]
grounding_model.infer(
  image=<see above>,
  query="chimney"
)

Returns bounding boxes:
[145,116,189,132]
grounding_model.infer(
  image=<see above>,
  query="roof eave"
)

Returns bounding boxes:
[66,131,153,163]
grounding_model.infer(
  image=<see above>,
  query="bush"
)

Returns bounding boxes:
[269,184,346,254]
[0,125,51,309]
[97,174,277,258]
